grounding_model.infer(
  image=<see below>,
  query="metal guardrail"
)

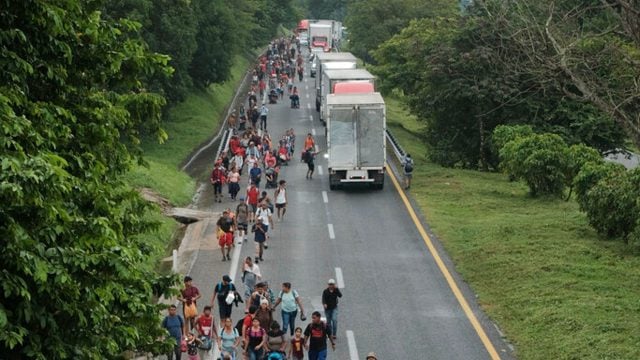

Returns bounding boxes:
[385,128,406,166]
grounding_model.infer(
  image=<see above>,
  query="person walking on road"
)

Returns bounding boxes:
[211,161,226,203]
[303,147,317,179]
[235,199,250,243]
[218,317,241,360]
[272,282,306,336]
[211,275,237,327]
[227,166,241,200]
[216,210,234,262]
[178,276,201,332]
[322,279,342,340]
[250,162,262,188]
[274,180,287,222]
[254,297,273,330]
[259,103,269,131]
[162,304,185,360]
[252,218,267,263]
[303,311,335,360]
[245,317,267,360]
[195,306,216,344]
[246,183,260,223]
[289,327,305,360]
[402,153,414,190]
[255,202,273,251]
[242,257,262,300]
[303,134,315,154]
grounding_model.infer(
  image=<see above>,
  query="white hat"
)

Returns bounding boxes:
[260,298,269,305]
[328,279,336,285]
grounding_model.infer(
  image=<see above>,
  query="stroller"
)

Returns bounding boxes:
[289,94,300,108]
[265,351,286,360]
[265,167,278,189]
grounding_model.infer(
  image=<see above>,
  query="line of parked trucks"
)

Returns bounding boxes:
[296,19,386,190]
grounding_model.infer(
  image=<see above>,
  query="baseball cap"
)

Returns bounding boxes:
[366,352,378,360]
[328,279,336,285]
[222,275,232,282]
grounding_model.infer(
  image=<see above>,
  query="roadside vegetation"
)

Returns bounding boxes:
[1,0,300,358]
[338,0,640,356]
[387,99,640,359]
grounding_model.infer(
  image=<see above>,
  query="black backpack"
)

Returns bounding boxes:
[404,159,414,173]
[235,317,246,336]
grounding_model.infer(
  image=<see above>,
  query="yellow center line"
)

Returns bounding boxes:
[386,162,502,360]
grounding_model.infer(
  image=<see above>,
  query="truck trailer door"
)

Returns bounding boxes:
[356,106,385,167]
[329,107,356,168]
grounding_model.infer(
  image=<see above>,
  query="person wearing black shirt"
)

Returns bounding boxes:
[303,311,335,360]
[322,279,342,340]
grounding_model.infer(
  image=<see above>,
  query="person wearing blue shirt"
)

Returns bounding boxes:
[250,162,263,188]
[162,304,185,360]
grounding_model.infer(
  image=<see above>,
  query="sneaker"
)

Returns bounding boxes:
[222,256,226,262]
[259,257,264,262]
[255,257,259,263]
[264,245,268,249]
[226,254,231,260]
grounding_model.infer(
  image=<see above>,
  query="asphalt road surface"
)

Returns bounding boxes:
[178,52,514,360]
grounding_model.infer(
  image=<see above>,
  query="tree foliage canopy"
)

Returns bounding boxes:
[1,0,298,358]
[369,0,636,168]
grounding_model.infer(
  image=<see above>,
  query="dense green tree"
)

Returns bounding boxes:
[189,0,238,88]
[345,0,456,62]
[144,0,197,103]
[372,4,628,169]
[0,1,176,358]
[309,0,347,20]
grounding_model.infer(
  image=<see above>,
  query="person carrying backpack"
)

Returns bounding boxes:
[402,153,414,190]
[211,275,237,328]
[218,317,241,359]
[162,304,185,360]
[303,311,335,360]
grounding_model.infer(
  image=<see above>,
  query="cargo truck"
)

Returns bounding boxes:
[309,20,333,52]
[326,93,386,190]
[314,52,357,111]
[297,19,309,46]
[320,69,376,123]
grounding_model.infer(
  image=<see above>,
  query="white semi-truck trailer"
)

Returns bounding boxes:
[326,92,386,190]
[320,69,376,123]
[314,52,357,111]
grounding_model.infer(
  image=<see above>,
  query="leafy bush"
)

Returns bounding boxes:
[499,133,569,196]
[577,169,639,240]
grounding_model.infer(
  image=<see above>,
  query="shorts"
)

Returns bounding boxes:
[237,222,248,231]
[250,204,258,212]
[307,163,315,171]
[276,203,286,209]
[218,232,233,247]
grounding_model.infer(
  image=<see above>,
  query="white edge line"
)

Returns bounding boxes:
[307,103,311,110]
[211,234,243,360]
[327,223,335,239]
[335,267,345,289]
[346,330,359,360]
[322,191,328,203]
[312,128,317,136]
[318,165,323,175]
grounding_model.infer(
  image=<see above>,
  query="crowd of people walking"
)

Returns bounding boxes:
[161,36,353,360]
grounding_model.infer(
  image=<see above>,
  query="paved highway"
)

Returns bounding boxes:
[179,55,514,360]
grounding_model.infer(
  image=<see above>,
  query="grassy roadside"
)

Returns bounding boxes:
[386,97,640,359]
[125,54,250,269]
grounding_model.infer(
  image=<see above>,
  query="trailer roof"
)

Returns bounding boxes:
[316,52,357,62]
[323,69,375,80]
[333,82,375,94]
[327,92,385,105]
